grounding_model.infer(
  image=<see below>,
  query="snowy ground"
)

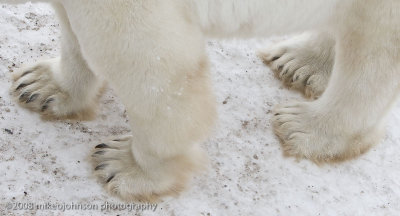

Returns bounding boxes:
[1,3,400,216]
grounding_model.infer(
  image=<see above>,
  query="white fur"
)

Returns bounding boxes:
[5,0,400,201]
[188,0,339,37]
[259,31,336,98]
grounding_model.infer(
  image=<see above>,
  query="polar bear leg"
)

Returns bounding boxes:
[11,3,103,119]
[272,1,400,162]
[60,1,216,202]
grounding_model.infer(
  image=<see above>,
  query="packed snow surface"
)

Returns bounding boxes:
[0,3,399,216]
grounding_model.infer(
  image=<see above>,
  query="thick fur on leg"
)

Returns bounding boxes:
[91,136,208,203]
[5,0,400,201]
[89,58,215,202]
[272,0,400,162]
[10,3,103,120]
[60,0,216,201]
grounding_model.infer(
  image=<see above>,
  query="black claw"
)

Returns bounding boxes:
[41,105,48,112]
[278,65,283,71]
[282,69,289,76]
[21,70,33,77]
[95,164,108,171]
[16,83,28,91]
[26,94,39,103]
[41,98,54,112]
[95,143,109,149]
[106,174,115,183]
[19,92,30,102]
[274,113,280,116]
[93,151,105,156]
[271,56,280,61]
[16,80,36,91]
[293,75,299,82]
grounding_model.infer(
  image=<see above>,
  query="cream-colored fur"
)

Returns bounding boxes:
[259,31,336,99]
[11,3,103,120]
[3,0,400,201]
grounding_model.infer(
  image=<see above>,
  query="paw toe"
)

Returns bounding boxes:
[304,74,326,99]
[290,67,313,88]
[271,54,294,72]
[258,47,286,63]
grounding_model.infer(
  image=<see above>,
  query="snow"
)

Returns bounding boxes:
[1,3,400,216]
